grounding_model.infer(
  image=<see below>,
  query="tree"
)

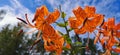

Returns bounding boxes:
[0,25,31,55]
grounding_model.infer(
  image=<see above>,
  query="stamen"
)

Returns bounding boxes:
[17,17,27,24]
[25,14,35,28]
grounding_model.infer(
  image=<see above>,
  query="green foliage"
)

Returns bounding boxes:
[88,39,97,54]
[61,12,66,19]
[56,22,66,27]
[63,34,72,44]
[30,32,46,54]
[68,28,73,32]
[55,21,68,27]
[0,25,31,55]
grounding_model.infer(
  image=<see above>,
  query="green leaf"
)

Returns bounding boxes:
[63,34,72,44]
[58,31,64,35]
[62,46,70,50]
[61,12,66,18]
[63,34,68,39]
[55,21,68,27]
[68,28,73,32]
[55,22,66,27]
[74,41,82,45]
[65,21,68,26]
[67,38,72,44]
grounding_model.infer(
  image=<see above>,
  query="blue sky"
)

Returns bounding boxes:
[0,0,120,26]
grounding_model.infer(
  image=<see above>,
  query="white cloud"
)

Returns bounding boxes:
[0,0,34,28]
[0,6,18,26]
[45,0,120,19]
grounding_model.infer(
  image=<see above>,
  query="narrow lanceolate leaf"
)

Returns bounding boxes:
[56,22,66,27]
[66,38,72,44]
[68,28,73,32]
[58,30,64,35]
[74,41,82,45]
[61,12,66,18]
[17,17,27,24]
[63,35,72,44]
[65,21,68,26]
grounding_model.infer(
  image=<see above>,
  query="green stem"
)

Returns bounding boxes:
[62,17,70,37]
[59,5,70,37]
[87,32,90,46]
[75,34,81,42]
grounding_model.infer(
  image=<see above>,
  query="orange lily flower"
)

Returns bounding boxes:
[23,5,61,40]
[69,6,104,34]
[43,32,64,55]
[32,5,60,36]
[32,6,65,54]
[23,5,60,39]
[18,5,60,37]
[94,18,120,51]
[17,5,65,55]
[101,18,120,37]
